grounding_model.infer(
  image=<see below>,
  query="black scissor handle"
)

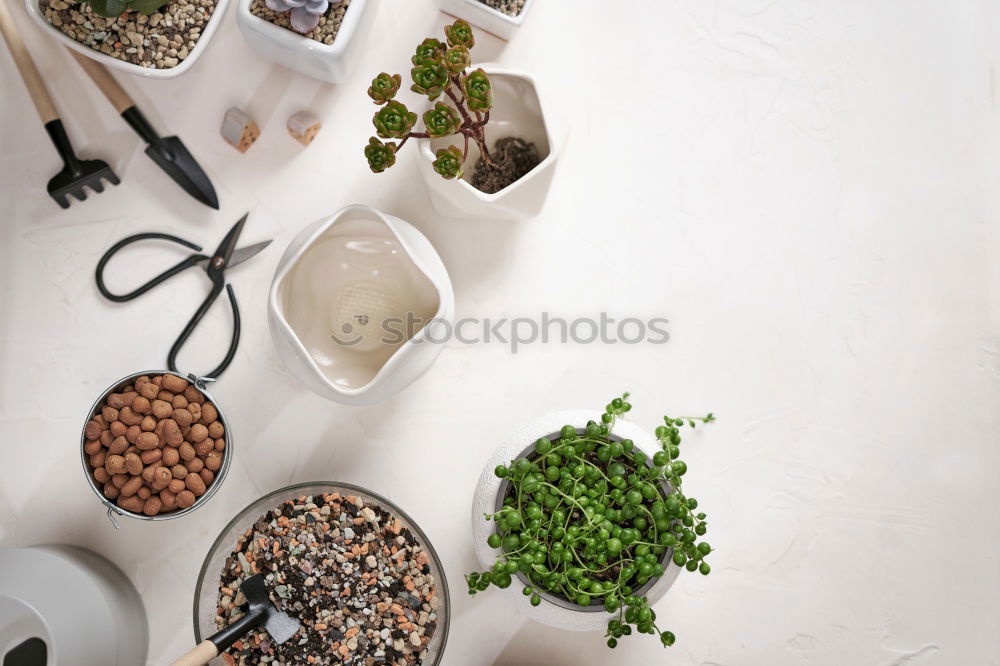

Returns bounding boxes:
[166,281,241,380]
[95,233,206,302]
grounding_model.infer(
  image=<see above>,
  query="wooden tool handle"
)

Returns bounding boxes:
[170,640,218,666]
[0,0,59,123]
[68,48,133,113]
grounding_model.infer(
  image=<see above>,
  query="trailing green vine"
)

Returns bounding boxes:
[466,394,715,649]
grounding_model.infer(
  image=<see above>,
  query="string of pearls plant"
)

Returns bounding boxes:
[466,394,715,649]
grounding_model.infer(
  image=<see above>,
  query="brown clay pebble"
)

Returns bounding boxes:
[188,423,209,443]
[126,425,142,444]
[200,468,214,485]
[184,385,204,404]
[215,438,225,451]
[100,429,114,447]
[207,421,224,438]
[132,396,151,414]
[101,406,119,422]
[107,393,126,409]
[140,449,162,465]
[89,451,106,468]
[200,403,218,424]
[109,436,129,455]
[106,455,127,475]
[173,408,194,428]
[137,486,152,500]
[125,453,143,476]
[185,473,206,496]
[142,465,159,483]
[119,407,142,426]
[179,442,196,461]
[121,476,143,497]
[141,415,157,432]
[168,479,186,494]
[161,374,189,393]
[84,439,102,455]
[162,420,183,446]
[158,390,175,402]
[143,496,162,516]
[205,450,223,471]
[160,490,178,511]
[176,490,196,509]
[186,457,205,473]
[140,382,160,400]
[103,482,120,499]
[118,495,143,513]
[152,399,173,419]
[112,473,129,489]
[171,464,188,479]
[110,420,127,437]
[194,439,214,457]
[137,432,160,450]
[154,466,172,485]
[171,394,188,409]
[94,467,111,484]
[163,447,180,466]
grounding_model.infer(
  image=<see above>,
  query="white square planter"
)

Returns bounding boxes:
[236,0,378,83]
[25,0,230,78]
[437,0,534,41]
[418,66,560,222]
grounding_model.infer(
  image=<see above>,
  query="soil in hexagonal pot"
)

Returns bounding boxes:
[476,0,525,17]
[470,136,541,194]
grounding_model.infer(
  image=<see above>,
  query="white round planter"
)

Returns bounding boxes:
[268,204,455,405]
[436,0,535,41]
[25,0,230,78]
[471,409,683,632]
[236,0,378,83]
[418,65,563,222]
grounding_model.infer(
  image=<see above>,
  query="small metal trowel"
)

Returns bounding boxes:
[170,574,300,666]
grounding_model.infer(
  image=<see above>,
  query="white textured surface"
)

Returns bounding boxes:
[0,1,998,665]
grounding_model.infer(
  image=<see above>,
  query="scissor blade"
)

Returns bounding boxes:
[209,213,249,271]
[227,240,272,269]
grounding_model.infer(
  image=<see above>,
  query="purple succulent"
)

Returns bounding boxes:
[265,0,335,34]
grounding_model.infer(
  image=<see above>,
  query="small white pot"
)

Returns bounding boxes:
[236,0,378,83]
[471,410,683,632]
[25,0,230,78]
[268,204,455,405]
[418,66,560,222]
[437,0,534,41]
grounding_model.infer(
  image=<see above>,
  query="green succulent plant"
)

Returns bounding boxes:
[466,394,716,651]
[365,138,397,173]
[368,73,401,105]
[412,38,446,66]
[445,18,475,49]
[362,20,499,180]
[462,68,493,112]
[373,100,417,139]
[423,103,461,138]
[443,45,471,74]
[86,0,169,18]
[410,59,450,101]
[433,146,465,179]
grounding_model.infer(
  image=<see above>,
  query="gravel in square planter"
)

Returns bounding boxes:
[38,0,218,71]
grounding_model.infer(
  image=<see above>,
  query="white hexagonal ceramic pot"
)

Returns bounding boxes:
[418,65,562,222]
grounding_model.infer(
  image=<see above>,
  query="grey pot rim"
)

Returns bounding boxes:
[493,427,675,613]
[80,369,233,526]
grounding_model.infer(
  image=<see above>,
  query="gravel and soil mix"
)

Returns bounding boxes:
[470,136,541,194]
[476,0,525,17]
[215,492,440,665]
[40,0,216,69]
[249,0,350,45]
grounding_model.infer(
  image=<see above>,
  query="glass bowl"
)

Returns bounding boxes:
[193,482,450,664]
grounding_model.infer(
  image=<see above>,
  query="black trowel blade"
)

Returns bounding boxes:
[145,135,218,209]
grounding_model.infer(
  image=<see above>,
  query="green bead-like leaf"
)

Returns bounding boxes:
[423,102,461,138]
[364,137,397,173]
[367,72,401,105]
[433,145,465,180]
[412,37,446,66]
[372,100,416,139]
[443,45,471,74]
[445,19,475,49]
[462,68,493,112]
[410,59,450,101]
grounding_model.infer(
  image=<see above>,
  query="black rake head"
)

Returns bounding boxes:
[47,158,120,209]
